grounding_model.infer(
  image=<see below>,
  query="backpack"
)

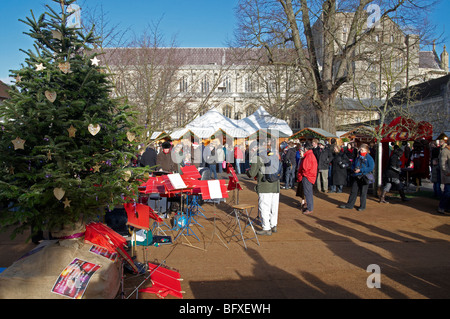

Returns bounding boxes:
[261,153,282,183]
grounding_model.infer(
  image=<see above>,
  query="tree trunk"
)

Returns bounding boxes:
[315,95,337,134]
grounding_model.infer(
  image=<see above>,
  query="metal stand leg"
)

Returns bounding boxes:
[242,208,260,246]
[207,214,229,250]
[234,209,247,249]
[226,204,260,249]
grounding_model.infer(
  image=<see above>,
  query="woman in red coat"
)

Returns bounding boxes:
[296,141,318,215]
[234,144,244,174]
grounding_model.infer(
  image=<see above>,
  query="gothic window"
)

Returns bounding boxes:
[290,105,319,130]
[266,79,276,93]
[368,63,377,72]
[222,76,232,93]
[179,76,188,93]
[290,113,302,131]
[245,105,256,117]
[223,105,232,118]
[245,76,254,93]
[176,109,186,127]
[394,58,404,72]
[201,76,210,94]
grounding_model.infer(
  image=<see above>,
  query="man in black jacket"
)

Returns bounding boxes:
[139,144,157,170]
[282,141,298,189]
[316,140,332,192]
[380,146,410,203]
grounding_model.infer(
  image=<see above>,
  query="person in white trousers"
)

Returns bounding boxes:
[246,141,281,236]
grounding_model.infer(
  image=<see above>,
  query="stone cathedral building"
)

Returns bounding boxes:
[101,14,448,136]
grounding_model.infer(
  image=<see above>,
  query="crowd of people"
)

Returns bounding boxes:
[134,135,450,236]
[135,139,253,177]
[279,138,376,213]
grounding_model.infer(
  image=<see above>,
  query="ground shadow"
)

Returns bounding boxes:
[296,215,450,298]
[189,247,359,299]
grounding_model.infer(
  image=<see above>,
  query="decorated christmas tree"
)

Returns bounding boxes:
[0,0,144,240]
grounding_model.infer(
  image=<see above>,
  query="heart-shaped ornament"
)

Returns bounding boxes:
[123,170,132,182]
[53,188,65,200]
[88,124,101,136]
[45,91,57,103]
[51,30,63,40]
[58,62,70,74]
[126,131,135,142]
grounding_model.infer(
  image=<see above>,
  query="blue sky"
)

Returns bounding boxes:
[0,0,449,84]
[0,0,239,83]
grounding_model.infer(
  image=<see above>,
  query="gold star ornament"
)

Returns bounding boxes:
[11,137,26,150]
[67,125,77,138]
[93,164,101,173]
[63,198,71,208]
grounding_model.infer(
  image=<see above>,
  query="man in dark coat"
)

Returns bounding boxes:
[139,145,157,169]
[283,141,298,189]
[380,146,409,203]
[156,141,178,173]
[330,145,349,193]
[316,140,332,192]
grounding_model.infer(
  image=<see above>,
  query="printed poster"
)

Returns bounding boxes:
[51,258,102,299]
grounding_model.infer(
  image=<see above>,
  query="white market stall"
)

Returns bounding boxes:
[168,106,293,143]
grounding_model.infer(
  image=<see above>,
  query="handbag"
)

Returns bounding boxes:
[362,172,375,185]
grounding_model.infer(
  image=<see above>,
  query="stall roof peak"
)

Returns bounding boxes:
[166,106,293,140]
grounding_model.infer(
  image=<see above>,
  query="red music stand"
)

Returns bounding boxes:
[181,165,201,179]
[141,176,166,195]
[226,163,243,204]
[124,202,151,230]
[186,179,228,200]
[85,222,138,273]
[137,263,184,299]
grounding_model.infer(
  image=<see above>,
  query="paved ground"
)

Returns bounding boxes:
[1,177,449,300]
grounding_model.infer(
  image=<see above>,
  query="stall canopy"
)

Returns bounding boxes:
[379,116,433,143]
[169,106,293,140]
[339,125,375,142]
[236,106,293,138]
[289,127,338,141]
[186,109,248,138]
[149,131,169,141]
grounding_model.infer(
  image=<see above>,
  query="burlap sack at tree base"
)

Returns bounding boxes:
[0,238,122,299]
[50,220,86,239]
